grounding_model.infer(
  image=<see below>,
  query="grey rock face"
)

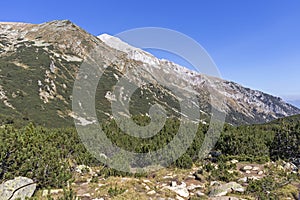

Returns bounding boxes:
[209,182,245,197]
[0,177,36,200]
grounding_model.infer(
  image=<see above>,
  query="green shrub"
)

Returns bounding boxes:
[108,184,126,197]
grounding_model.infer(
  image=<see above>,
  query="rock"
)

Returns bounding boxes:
[210,181,221,186]
[257,171,264,175]
[142,183,150,191]
[284,162,298,171]
[42,189,64,196]
[81,193,91,197]
[163,175,174,179]
[248,176,260,181]
[245,170,251,174]
[176,195,185,200]
[242,165,253,171]
[209,182,245,197]
[195,191,206,197]
[0,177,36,200]
[164,182,189,198]
[186,183,203,191]
[238,177,248,183]
[230,159,239,164]
[252,166,260,171]
[143,179,151,183]
[171,181,177,187]
[147,190,156,195]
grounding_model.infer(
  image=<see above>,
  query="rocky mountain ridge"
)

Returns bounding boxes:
[0,20,299,127]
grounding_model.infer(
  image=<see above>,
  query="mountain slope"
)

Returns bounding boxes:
[0,20,299,127]
[98,33,300,125]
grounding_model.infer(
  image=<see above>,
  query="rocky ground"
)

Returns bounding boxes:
[2,159,299,200]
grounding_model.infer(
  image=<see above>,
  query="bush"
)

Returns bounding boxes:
[175,153,193,169]
[0,124,99,188]
[108,184,126,197]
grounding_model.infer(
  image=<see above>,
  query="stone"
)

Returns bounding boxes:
[238,177,248,183]
[171,181,177,187]
[42,189,64,196]
[209,182,245,197]
[257,171,264,175]
[230,159,239,164]
[147,190,156,195]
[81,193,91,197]
[245,170,251,174]
[0,177,36,200]
[284,162,298,171]
[163,175,174,179]
[164,182,189,198]
[210,181,221,186]
[252,166,260,171]
[186,175,195,180]
[143,184,150,191]
[195,191,206,197]
[176,195,185,200]
[186,184,203,191]
[248,176,260,181]
[242,165,253,171]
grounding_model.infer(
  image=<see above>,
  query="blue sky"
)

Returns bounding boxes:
[1,0,300,106]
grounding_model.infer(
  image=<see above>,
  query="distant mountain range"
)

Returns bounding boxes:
[0,20,299,127]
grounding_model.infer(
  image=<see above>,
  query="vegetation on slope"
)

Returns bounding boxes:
[0,115,299,191]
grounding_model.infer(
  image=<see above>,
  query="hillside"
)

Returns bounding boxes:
[0,20,299,128]
[0,114,299,199]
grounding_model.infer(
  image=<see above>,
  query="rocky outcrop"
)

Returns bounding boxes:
[209,182,245,197]
[0,177,36,200]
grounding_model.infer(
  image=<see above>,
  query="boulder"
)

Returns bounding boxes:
[257,171,264,175]
[284,162,298,171]
[230,159,239,164]
[248,176,260,181]
[195,190,206,197]
[171,181,177,187]
[241,165,253,171]
[238,177,248,183]
[42,189,64,196]
[147,190,156,195]
[0,177,36,200]
[164,182,189,198]
[209,182,245,197]
[252,166,260,171]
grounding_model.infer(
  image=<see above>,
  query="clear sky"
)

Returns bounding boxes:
[1,0,299,105]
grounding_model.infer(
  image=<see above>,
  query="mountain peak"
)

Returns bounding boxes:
[98,33,160,66]
[98,33,140,53]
